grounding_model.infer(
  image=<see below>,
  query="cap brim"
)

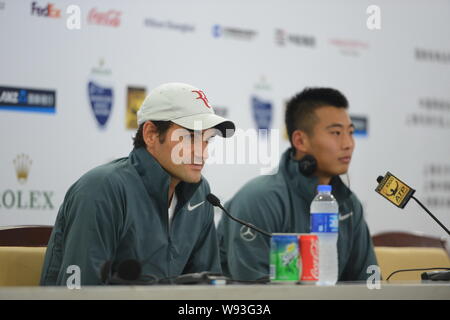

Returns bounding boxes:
[171,113,235,138]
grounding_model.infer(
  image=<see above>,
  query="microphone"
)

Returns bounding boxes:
[117,259,142,281]
[100,260,112,284]
[100,259,157,285]
[421,270,450,281]
[206,193,272,237]
[375,172,450,236]
[100,258,230,285]
[174,272,228,285]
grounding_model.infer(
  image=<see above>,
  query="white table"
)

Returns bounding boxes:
[1,281,449,300]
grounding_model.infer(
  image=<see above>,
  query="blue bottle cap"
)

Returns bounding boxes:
[317,185,332,193]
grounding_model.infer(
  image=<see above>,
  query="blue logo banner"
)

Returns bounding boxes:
[88,81,113,127]
[251,96,272,131]
[0,86,56,113]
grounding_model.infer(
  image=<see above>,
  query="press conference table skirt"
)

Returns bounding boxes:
[0,282,449,300]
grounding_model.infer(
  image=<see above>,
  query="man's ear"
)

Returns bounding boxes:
[143,121,158,147]
[291,130,311,153]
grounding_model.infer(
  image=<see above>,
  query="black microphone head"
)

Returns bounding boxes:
[377,175,384,183]
[117,259,142,281]
[100,260,112,284]
[206,193,221,207]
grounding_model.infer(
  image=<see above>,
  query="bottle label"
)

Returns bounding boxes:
[311,213,338,233]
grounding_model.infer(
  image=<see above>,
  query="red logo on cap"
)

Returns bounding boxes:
[192,90,211,108]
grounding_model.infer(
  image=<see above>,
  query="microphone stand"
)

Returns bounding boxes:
[411,196,450,236]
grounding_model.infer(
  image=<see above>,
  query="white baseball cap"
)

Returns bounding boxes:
[137,82,235,137]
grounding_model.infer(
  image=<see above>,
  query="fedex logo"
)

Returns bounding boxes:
[31,2,61,18]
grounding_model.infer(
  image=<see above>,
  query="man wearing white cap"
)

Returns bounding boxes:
[40,83,235,285]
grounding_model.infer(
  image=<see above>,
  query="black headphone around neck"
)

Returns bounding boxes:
[298,153,353,200]
[298,154,317,177]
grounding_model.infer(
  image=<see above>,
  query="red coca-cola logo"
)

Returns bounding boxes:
[299,235,319,282]
[310,240,319,279]
[88,8,121,27]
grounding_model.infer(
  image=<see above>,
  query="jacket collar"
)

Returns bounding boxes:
[280,148,352,204]
[129,147,202,209]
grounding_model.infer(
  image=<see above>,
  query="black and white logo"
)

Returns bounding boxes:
[240,225,257,242]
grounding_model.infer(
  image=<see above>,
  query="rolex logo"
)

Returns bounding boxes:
[0,154,54,211]
[13,154,32,184]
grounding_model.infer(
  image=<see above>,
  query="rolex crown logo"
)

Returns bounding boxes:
[13,154,32,184]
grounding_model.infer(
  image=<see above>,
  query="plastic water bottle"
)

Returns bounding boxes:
[310,185,339,285]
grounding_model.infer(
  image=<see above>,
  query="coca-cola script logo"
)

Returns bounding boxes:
[88,8,121,27]
[310,240,319,280]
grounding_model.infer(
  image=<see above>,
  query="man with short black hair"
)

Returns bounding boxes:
[41,82,235,285]
[217,87,378,281]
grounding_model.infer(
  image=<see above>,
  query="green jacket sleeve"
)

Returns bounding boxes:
[340,199,378,281]
[41,192,123,286]
[218,183,285,281]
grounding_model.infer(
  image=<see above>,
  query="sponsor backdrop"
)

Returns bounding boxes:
[1,0,449,241]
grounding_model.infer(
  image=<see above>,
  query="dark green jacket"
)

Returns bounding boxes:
[40,147,221,285]
[217,148,378,281]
